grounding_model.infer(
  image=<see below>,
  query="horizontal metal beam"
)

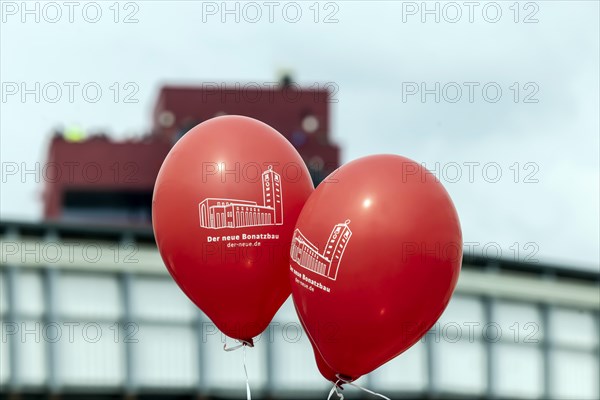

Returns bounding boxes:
[2,238,599,310]
[458,268,600,310]
[1,238,165,275]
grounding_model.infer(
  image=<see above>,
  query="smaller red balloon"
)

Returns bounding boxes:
[290,154,462,380]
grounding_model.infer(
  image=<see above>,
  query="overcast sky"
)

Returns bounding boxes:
[1,1,598,270]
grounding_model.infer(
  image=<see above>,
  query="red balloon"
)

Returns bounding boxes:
[290,155,462,380]
[153,115,313,342]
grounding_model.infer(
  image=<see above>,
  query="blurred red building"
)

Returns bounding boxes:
[43,80,340,224]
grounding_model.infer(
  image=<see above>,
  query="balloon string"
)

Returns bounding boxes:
[223,340,253,400]
[335,374,391,400]
[243,346,251,400]
[327,380,344,400]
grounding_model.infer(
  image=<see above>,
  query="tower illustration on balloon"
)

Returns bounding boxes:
[198,165,283,229]
[290,220,352,281]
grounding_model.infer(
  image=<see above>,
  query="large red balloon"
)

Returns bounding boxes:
[290,154,462,380]
[153,115,313,342]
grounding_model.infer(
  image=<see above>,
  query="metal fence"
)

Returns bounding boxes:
[1,221,599,399]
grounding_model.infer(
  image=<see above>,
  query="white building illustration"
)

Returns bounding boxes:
[198,166,283,229]
[290,220,352,281]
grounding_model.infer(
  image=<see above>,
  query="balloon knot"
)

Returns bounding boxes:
[336,374,354,385]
